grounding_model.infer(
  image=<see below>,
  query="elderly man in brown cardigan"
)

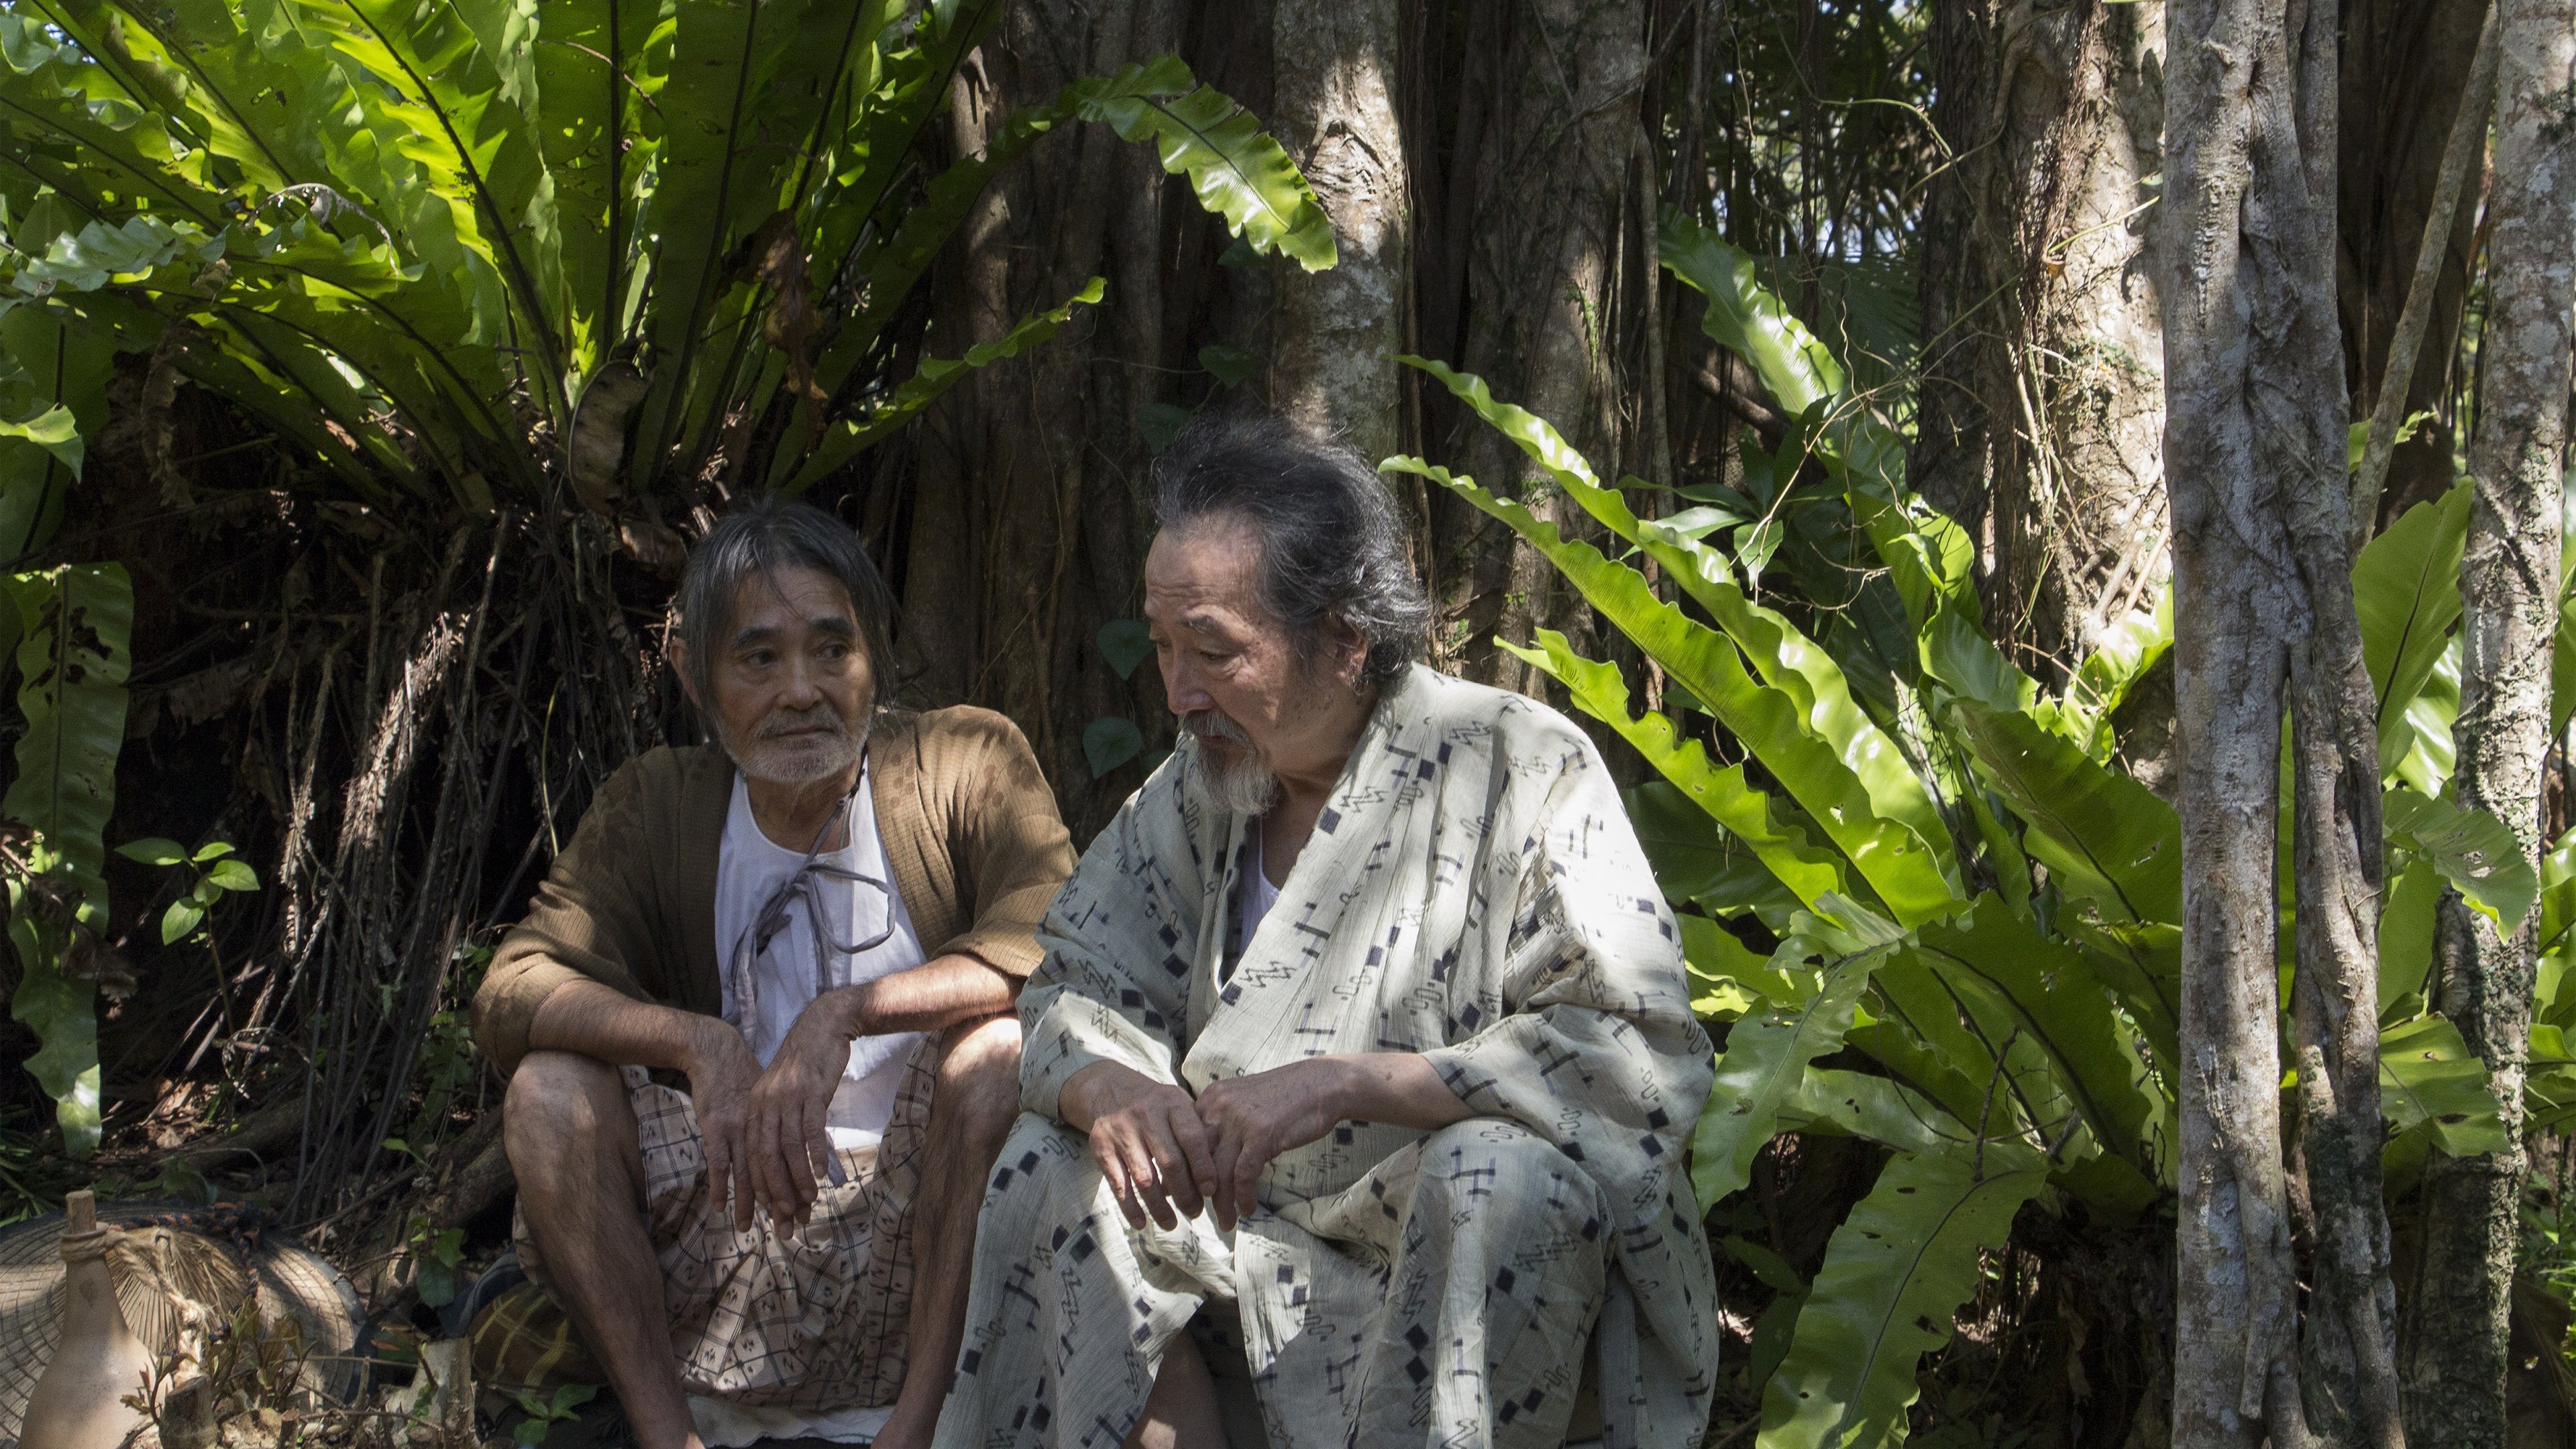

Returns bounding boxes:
[473,497,1074,1449]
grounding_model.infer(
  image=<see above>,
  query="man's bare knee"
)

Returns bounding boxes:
[504,1051,637,1190]
[933,1014,1023,1145]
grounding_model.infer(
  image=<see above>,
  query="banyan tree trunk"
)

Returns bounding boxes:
[2338,0,2489,531]
[2404,0,2576,1440]
[1912,0,2168,682]
[1407,0,1664,690]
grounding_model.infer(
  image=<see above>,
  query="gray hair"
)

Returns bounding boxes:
[1152,415,1431,687]
[674,495,896,706]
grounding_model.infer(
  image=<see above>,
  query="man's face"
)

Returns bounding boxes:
[692,564,873,785]
[1143,520,1362,811]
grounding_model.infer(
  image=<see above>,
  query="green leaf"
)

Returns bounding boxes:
[205,857,259,892]
[1097,620,1154,681]
[548,1384,598,1417]
[1082,716,1145,778]
[1389,365,1962,895]
[1691,945,1890,1205]
[778,280,1106,493]
[191,841,235,863]
[1197,343,1258,388]
[4,564,131,1157]
[1625,781,1804,923]
[2379,855,2442,1018]
[1951,700,2180,929]
[1136,402,1194,455]
[1777,1067,1964,1156]
[160,899,206,945]
[115,837,188,867]
[2352,481,2470,768]
[1070,59,1336,272]
[1913,896,2160,1158]
[0,406,83,481]
[1759,1141,2052,1449]
[2377,1014,2508,1157]
[1403,460,1959,924]
[1501,631,1854,915]
[2383,786,2538,934]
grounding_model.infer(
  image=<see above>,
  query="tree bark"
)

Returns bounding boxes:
[1417,0,1657,690]
[2337,0,2489,531]
[1271,0,1409,461]
[2157,0,2351,1442]
[2406,1,2576,1440]
[1912,0,2167,682]
[902,0,1187,839]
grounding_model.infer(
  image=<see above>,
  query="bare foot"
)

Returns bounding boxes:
[865,1400,942,1449]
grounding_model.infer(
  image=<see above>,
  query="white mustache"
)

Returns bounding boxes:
[1182,710,1251,745]
[757,704,849,740]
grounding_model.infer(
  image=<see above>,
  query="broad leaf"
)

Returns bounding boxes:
[1692,946,1888,1205]
[1914,896,2159,1159]
[2353,482,2470,767]
[3,563,131,1155]
[1398,464,1959,925]
[2378,1014,2508,1157]
[1071,58,1335,272]
[2384,786,2538,934]
[1759,1141,2052,1449]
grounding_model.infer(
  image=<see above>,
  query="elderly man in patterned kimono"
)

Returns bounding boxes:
[934,418,1719,1449]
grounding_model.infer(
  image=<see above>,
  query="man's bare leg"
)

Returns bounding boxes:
[1124,1330,1226,1449]
[872,1014,1024,1448]
[504,1051,703,1449]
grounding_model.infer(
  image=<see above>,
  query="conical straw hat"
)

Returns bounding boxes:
[0,1201,368,1448]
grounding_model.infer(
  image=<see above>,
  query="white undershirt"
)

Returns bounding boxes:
[712,768,927,1151]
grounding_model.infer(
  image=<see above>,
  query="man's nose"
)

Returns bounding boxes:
[779,653,826,706]
[1162,654,1213,714]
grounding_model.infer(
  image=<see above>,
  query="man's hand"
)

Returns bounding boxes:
[1061,1061,1218,1232]
[1194,1059,1358,1232]
[680,1020,766,1232]
[743,994,861,1232]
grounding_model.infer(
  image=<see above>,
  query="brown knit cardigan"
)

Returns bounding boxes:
[472,706,1076,1077]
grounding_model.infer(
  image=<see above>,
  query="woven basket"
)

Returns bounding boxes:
[0,1201,366,1449]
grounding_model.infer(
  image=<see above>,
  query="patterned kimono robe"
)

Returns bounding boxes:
[935,667,1718,1449]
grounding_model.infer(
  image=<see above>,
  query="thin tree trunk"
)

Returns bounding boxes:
[2406,0,2576,1440]
[1912,0,2167,682]
[1271,0,1409,461]
[906,0,1183,838]
[2158,0,2350,1442]
[2337,0,2490,531]
[1429,0,1650,690]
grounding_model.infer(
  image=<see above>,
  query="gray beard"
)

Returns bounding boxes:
[724,706,868,785]
[1184,710,1281,817]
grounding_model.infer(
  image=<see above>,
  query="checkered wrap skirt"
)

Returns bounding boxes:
[509,1040,936,1408]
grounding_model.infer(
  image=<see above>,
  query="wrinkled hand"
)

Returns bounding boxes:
[745,1001,858,1232]
[1069,1063,1218,1232]
[684,1022,766,1233]
[1195,1059,1356,1232]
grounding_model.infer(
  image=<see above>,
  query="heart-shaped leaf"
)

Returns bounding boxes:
[206,857,259,892]
[1198,344,1258,388]
[1083,716,1146,778]
[1136,402,1193,455]
[115,837,186,867]
[1097,620,1154,680]
[161,898,206,945]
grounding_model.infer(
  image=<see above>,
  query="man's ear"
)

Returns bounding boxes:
[668,637,701,712]
[1328,618,1369,690]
